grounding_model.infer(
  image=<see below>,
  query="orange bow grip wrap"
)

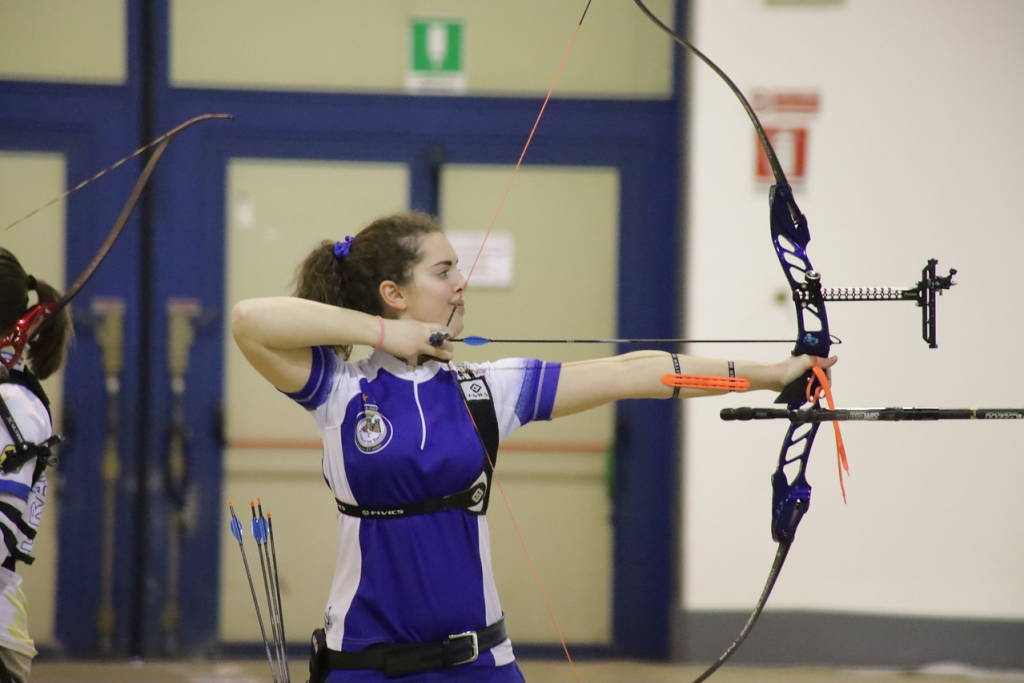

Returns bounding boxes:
[661,374,751,392]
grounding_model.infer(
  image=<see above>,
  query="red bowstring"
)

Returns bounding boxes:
[489,463,581,682]
[806,357,849,502]
[459,18,588,291]
[455,11,591,683]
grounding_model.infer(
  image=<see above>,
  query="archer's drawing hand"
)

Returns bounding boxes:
[379,318,453,365]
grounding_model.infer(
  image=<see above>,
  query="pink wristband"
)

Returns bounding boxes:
[373,315,385,349]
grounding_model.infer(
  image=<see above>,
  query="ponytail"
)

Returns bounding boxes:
[25,278,71,379]
[293,212,442,358]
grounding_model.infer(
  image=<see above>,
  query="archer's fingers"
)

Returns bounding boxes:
[818,355,838,370]
[419,341,453,362]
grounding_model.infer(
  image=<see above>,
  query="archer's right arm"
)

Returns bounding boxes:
[230,297,452,392]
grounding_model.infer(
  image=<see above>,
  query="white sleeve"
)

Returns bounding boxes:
[465,358,562,441]
[0,384,54,566]
[0,385,51,499]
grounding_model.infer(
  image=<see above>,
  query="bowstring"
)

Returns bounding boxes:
[445,4,594,681]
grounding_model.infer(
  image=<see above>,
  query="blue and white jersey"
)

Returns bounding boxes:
[286,348,560,672]
[0,359,51,659]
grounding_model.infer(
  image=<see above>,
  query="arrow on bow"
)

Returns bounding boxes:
[445,334,843,346]
[0,113,234,369]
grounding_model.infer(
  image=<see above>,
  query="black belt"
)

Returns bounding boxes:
[323,617,507,678]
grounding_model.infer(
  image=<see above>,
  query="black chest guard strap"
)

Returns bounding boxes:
[335,367,500,519]
[0,368,61,483]
[0,367,60,570]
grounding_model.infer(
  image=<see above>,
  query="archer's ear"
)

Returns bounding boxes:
[378,280,407,313]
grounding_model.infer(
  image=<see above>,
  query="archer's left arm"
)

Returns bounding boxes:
[550,351,834,418]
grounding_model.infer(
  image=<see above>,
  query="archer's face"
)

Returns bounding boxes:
[398,232,466,336]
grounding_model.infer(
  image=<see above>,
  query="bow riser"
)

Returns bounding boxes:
[770,183,831,359]
[770,177,833,564]
[768,181,829,545]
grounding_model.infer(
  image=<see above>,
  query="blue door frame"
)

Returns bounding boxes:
[0,0,687,660]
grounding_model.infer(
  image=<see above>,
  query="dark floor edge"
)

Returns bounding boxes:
[676,609,1024,669]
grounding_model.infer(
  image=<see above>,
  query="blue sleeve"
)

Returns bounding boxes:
[514,359,561,423]
[281,345,338,410]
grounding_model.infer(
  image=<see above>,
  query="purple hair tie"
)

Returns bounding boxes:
[333,236,354,260]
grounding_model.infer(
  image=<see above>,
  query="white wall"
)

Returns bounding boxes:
[683,0,1024,618]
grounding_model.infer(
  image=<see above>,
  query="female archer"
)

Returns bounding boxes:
[0,247,71,683]
[231,211,834,682]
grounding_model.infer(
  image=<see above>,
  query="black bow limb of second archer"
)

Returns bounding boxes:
[721,407,1024,423]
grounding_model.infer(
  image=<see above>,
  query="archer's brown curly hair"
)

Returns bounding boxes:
[294,212,442,358]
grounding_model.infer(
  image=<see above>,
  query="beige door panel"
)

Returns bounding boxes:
[443,164,618,643]
[220,158,407,641]
[221,158,619,645]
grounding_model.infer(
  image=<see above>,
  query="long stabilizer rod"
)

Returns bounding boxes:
[722,407,1024,423]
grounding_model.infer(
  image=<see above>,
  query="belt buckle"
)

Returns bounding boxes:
[446,630,479,666]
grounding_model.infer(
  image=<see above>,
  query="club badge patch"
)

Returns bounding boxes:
[354,402,393,454]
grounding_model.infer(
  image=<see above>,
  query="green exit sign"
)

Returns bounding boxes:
[407,18,465,93]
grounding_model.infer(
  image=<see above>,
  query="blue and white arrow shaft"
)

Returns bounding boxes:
[267,512,290,682]
[252,500,287,683]
[228,501,277,682]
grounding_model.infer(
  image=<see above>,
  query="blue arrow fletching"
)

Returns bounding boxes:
[230,516,243,544]
[462,336,490,346]
[253,517,268,543]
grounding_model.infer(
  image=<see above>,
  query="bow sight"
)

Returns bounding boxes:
[815,258,956,348]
